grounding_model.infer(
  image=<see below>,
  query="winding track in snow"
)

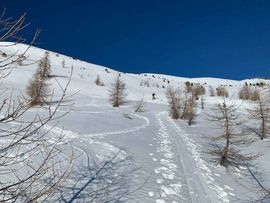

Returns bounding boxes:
[88,113,150,137]
[5,108,232,202]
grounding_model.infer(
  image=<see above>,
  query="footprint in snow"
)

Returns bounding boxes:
[156,179,164,184]
[155,199,165,203]
[148,192,155,197]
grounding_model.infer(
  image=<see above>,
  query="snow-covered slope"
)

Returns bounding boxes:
[1,42,268,104]
[1,42,269,202]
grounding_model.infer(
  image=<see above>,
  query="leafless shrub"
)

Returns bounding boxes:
[166,86,197,125]
[238,85,250,100]
[0,68,74,202]
[166,86,181,119]
[95,75,104,86]
[0,11,73,202]
[216,86,228,97]
[191,85,205,100]
[140,79,150,87]
[0,13,40,73]
[134,97,144,112]
[250,88,260,101]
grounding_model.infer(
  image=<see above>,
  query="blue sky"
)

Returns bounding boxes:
[2,0,270,79]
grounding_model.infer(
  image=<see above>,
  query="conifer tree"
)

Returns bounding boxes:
[39,52,51,80]
[109,75,126,107]
[208,98,257,169]
[26,67,50,106]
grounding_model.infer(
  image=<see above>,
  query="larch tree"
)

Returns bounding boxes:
[166,86,181,119]
[248,90,270,140]
[180,92,197,125]
[166,86,197,125]
[178,87,197,125]
[26,66,50,106]
[39,52,51,80]
[109,75,127,107]
[186,95,197,126]
[208,98,257,169]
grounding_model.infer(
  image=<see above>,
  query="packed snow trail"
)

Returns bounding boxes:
[168,116,230,202]
[158,111,211,202]
[80,105,230,203]
[154,112,191,202]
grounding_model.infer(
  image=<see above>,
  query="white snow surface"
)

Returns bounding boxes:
[0,42,269,202]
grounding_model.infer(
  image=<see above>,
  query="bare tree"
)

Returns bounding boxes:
[182,93,197,126]
[248,90,270,140]
[109,75,126,107]
[238,85,260,101]
[208,98,257,169]
[166,86,180,119]
[134,97,144,112]
[0,12,40,72]
[239,85,250,100]
[250,88,260,101]
[191,85,205,110]
[166,86,197,125]
[191,85,203,100]
[0,12,73,202]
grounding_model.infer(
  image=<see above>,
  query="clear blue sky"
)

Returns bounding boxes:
[2,0,270,79]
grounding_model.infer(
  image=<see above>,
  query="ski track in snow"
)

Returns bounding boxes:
[45,110,232,202]
[42,121,128,168]
[43,112,149,141]
[5,109,233,202]
[168,113,232,202]
[3,43,268,202]
[149,112,184,203]
[84,113,150,138]
[43,111,150,163]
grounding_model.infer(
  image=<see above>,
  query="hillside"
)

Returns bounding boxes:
[0,42,269,203]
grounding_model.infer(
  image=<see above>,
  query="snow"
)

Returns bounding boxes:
[0,42,269,202]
